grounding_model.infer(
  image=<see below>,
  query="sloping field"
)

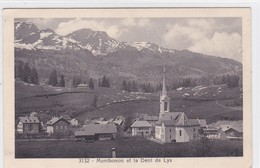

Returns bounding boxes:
[15,80,242,124]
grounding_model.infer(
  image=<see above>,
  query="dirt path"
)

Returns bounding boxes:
[215,100,242,111]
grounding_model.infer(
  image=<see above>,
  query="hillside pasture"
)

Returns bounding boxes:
[15,80,242,124]
[76,99,242,124]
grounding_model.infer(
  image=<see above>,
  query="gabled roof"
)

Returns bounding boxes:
[224,127,242,133]
[46,117,70,125]
[188,119,201,126]
[75,124,117,136]
[155,112,203,127]
[162,120,178,126]
[161,112,183,121]
[131,120,152,128]
[19,116,40,124]
[46,117,59,125]
[61,115,71,121]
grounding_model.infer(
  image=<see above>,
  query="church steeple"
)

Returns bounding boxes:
[162,66,167,96]
[159,66,170,119]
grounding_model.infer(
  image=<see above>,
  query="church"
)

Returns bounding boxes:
[154,67,206,143]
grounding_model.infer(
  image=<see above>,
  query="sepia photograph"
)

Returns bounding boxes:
[3,8,252,168]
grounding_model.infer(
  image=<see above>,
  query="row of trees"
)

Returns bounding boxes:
[120,74,241,93]
[15,61,39,84]
[15,61,240,90]
[71,75,111,89]
[48,69,65,87]
[122,80,138,92]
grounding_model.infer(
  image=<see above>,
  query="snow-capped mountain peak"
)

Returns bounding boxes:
[14,21,177,56]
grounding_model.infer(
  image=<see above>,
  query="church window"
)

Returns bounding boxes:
[164,102,167,111]
[179,130,182,136]
[170,129,171,132]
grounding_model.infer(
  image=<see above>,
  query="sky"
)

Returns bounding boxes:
[17,18,242,62]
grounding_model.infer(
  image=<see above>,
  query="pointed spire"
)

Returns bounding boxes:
[162,66,167,95]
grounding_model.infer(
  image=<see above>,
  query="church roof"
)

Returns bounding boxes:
[160,112,183,121]
[188,119,201,126]
[155,112,201,127]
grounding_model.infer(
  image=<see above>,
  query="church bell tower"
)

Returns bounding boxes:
[159,67,170,119]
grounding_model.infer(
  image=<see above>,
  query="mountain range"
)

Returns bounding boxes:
[14,21,242,87]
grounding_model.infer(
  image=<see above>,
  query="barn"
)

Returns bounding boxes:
[75,124,117,141]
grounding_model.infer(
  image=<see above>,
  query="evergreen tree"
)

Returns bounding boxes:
[132,81,138,92]
[59,74,65,87]
[31,67,39,84]
[127,81,131,92]
[23,63,31,83]
[101,76,110,88]
[89,78,94,90]
[15,61,24,80]
[48,69,58,86]
[122,80,127,91]
[98,78,101,87]
[72,75,81,87]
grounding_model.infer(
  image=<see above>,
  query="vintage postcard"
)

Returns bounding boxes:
[3,8,251,168]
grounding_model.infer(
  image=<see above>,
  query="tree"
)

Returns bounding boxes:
[226,74,240,88]
[124,116,134,131]
[89,78,94,90]
[15,61,24,79]
[31,67,39,84]
[127,81,131,92]
[23,63,31,83]
[132,81,138,92]
[59,74,65,87]
[98,79,101,87]
[48,69,58,86]
[72,75,81,87]
[122,80,127,91]
[101,76,110,88]
[91,95,98,108]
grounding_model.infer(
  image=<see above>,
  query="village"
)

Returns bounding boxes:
[15,68,243,144]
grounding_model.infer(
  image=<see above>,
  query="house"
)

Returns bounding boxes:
[224,128,243,140]
[70,118,79,126]
[204,126,227,140]
[46,117,71,135]
[154,67,205,143]
[131,120,152,137]
[77,83,88,88]
[75,124,117,141]
[16,116,40,134]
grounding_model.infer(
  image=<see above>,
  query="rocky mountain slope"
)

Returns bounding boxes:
[14,21,242,87]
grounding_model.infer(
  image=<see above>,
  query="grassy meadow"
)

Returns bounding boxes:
[15,137,243,158]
